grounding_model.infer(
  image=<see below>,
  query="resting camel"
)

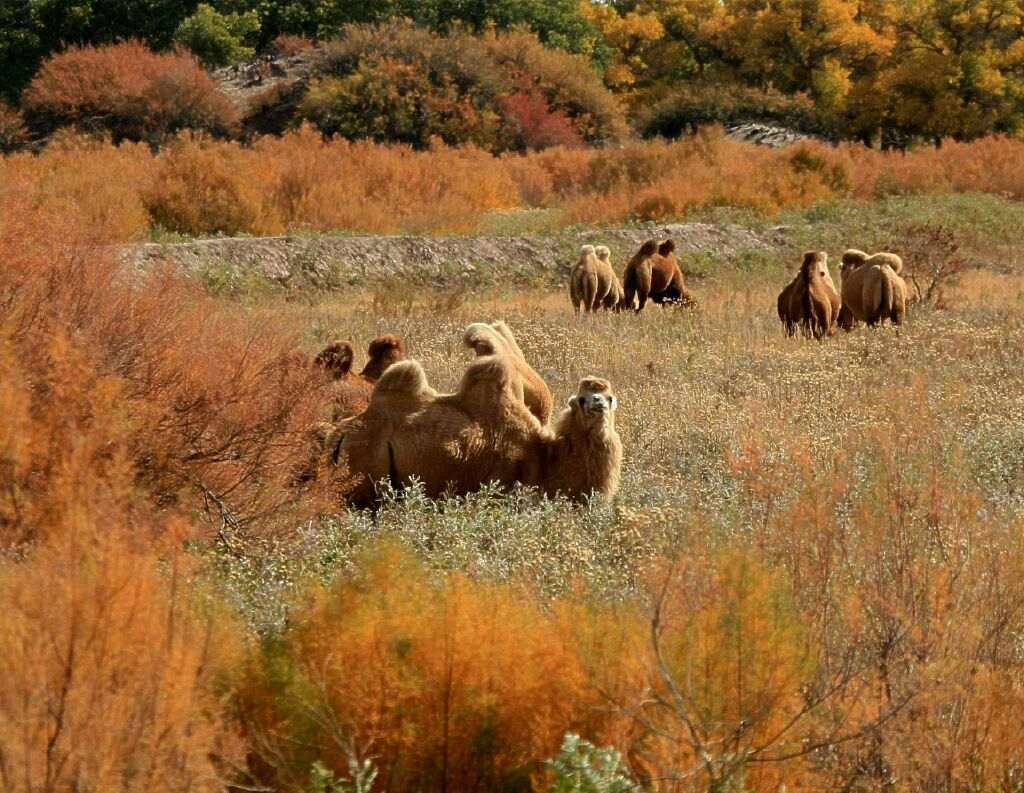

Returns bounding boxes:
[336,326,621,506]
[622,240,696,312]
[777,252,841,337]
[463,320,553,425]
[837,249,908,330]
[569,245,623,314]
[315,334,407,421]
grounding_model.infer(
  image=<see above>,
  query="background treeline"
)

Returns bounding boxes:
[3,0,1024,149]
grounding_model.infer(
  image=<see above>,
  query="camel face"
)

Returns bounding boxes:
[569,378,618,428]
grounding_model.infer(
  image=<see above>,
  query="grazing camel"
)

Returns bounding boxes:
[778,252,841,337]
[837,249,908,330]
[463,320,553,425]
[336,326,621,506]
[622,240,696,312]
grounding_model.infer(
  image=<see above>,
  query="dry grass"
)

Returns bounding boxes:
[214,265,1024,792]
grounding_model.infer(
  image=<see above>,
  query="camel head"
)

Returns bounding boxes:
[361,334,405,382]
[841,249,869,277]
[566,377,618,430]
[314,340,355,380]
[800,251,829,281]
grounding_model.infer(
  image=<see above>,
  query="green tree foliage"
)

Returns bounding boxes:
[174,3,261,67]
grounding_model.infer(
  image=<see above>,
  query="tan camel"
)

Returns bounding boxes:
[336,327,621,506]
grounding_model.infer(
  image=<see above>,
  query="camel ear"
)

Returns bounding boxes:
[567,395,580,409]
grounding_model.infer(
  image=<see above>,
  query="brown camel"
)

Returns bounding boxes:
[778,252,840,337]
[622,240,696,312]
[336,327,621,506]
[569,245,623,314]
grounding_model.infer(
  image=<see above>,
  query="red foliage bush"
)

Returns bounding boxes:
[502,89,583,151]
[21,40,238,142]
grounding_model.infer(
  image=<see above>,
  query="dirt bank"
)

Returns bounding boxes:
[122,223,790,290]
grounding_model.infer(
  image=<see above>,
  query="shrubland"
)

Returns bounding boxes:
[8,191,1021,788]
[3,127,1024,238]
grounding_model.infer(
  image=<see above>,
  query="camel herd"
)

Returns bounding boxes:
[570,239,698,313]
[309,323,621,507]
[304,242,910,508]
[778,249,911,338]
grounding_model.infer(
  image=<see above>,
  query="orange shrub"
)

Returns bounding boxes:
[144,133,281,236]
[0,516,243,793]
[235,543,598,793]
[6,127,1024,239]
[22,40,238,142]
[0,169,329,546]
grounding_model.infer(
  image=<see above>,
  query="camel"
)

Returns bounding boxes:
[622,240,696,312]
[778,252,841,337]
[837,249,908,330]
[464,320,553,425]
[315,335,408,422]
[569,245,623,314]
[336,326,621,506]
[596,246,625,310]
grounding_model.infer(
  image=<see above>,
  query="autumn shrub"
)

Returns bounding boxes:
[272,33,317,57]
[0,178,329,547]
[21,40,238,142]
[144,133,281,236]
[303,21,625,152]
[0,523,244,793]
[0,133,151,242]
[638,82,824,139]
[503,89,583,150]
[233,542,598,793]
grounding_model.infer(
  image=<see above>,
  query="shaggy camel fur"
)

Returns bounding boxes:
[837,249,908,330]
[778,252,841,337]
[622,240,696,312]
[464,320,553,425]
[569,245,622,314]
[596,247,625,310]
[315,335,407,421]
[337,329,621,506]
[777,252,838,339]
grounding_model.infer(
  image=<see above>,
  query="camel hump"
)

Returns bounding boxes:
[639,240,658,257]
[580,244,596,256]
[488,320,524,358]
[367,334,404,358]
[314,340,355,377]
[842,249,869,268]
[373,359,431,398]
[463,322,506,356]
[867,251,904,275]
[595,245,611,261]
[658,239,676,256]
